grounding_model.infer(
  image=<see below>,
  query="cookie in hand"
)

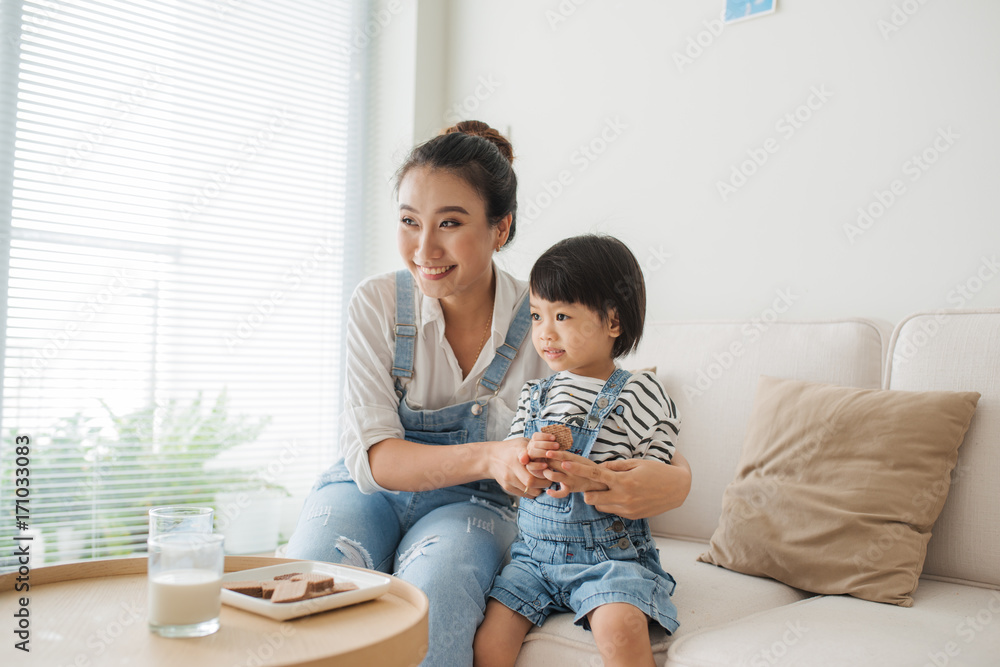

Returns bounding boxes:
[540,424,573,450]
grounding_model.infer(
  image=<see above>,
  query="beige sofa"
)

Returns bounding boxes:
[514,309,1000,666]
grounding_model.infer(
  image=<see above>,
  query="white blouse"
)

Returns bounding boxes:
[339,265,550,494]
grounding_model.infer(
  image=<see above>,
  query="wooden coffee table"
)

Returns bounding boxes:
[0,556,428,666]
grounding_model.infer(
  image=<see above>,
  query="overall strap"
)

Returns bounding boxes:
[528,373,559,418]
[478,294,533,393]
[391,269,417,379]
[585,368,633,425]
[578,368,633,457]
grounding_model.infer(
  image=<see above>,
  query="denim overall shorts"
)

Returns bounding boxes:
[489,368,680,633]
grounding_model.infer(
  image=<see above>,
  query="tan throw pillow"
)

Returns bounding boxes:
[698,375,980,606]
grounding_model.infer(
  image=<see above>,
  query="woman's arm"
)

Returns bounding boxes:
[368,437,548,497]
[539,450,692,520]
[369,381,549,496]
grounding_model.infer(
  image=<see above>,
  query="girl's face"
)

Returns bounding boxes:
[397,166,509,304]
[529,293,619,380]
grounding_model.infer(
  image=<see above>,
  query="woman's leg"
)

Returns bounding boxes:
[395,497,519,667]
[587,603,655,667]
[284,480,401,573]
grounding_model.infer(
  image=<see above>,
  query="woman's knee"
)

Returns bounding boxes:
[284,484,398,570]
[285,530,377,568]
[396,500,517,595]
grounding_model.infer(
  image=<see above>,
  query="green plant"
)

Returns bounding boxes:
[101,389,279,500]
[0,389,278,569]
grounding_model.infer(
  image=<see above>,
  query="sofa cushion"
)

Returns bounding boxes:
[665,579,1000,667]
[626,319,890,541]
[699,375,980,606]
[513,537,813,666]
[886,309,1000,589]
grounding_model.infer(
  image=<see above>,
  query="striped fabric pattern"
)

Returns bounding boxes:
[507,370,678,464]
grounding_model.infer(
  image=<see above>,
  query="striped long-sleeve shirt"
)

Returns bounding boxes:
[506,370,679,464]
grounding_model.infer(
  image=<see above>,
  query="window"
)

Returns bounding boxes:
[0,0,366,568]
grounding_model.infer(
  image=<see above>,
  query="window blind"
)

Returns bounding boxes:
[0,0,366,568]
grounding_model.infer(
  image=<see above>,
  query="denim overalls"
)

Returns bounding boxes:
[490,368,680,634]
[286,269,533,667]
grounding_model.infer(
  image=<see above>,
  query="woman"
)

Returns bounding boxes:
[285,121,692,666]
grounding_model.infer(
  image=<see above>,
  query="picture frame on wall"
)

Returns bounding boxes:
[725,0,777,24]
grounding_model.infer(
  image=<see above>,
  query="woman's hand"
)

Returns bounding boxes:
[541,450,693,519]
[488,437,549,498]
[535,449,610,498]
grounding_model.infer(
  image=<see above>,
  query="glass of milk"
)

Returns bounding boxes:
[148,506,215,537]
[147,532,225,637]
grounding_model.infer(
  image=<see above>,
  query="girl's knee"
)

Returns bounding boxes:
[588,604,654,667]
[588,603,651,644]
[473,601,530,667]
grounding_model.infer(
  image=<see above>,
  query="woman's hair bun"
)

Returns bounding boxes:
[442,120,514,164]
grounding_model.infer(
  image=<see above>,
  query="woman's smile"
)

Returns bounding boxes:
[418,265,456,279]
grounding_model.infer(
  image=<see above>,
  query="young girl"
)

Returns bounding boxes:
[473,234,680,667]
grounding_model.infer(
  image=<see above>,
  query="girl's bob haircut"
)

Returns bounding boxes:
[529,234,646,359]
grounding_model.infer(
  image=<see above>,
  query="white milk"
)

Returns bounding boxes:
[148,568,222,626]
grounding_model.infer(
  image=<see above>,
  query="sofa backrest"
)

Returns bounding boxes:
[628,319,889,542]
[884,309,1000,589]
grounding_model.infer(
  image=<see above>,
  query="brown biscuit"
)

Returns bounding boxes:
[302,581,360,600]
[224,581,263,597]
[260,581,278,599]
[272,579,311,603]
[330,581,359,594]
[232,572,357,603]
[289,573,335,594]
[541,424,573,450]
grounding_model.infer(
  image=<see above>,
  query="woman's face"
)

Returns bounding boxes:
[397,166,509,304]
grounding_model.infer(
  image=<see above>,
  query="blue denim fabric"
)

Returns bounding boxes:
[489,369,680,634]
[286,269,533,667]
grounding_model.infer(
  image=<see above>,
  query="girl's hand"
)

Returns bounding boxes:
[521,431,562,480]
[489,438,548,498]
[543,452,693,519]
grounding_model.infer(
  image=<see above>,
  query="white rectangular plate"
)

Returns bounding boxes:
[221,561,391,621]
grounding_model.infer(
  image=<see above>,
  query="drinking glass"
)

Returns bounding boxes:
[148,506,214,538]
[147,532,225,637]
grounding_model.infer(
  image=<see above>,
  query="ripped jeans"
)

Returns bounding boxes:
[284,463,518,667]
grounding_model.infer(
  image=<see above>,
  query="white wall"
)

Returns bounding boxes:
[366,0,1000,325]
